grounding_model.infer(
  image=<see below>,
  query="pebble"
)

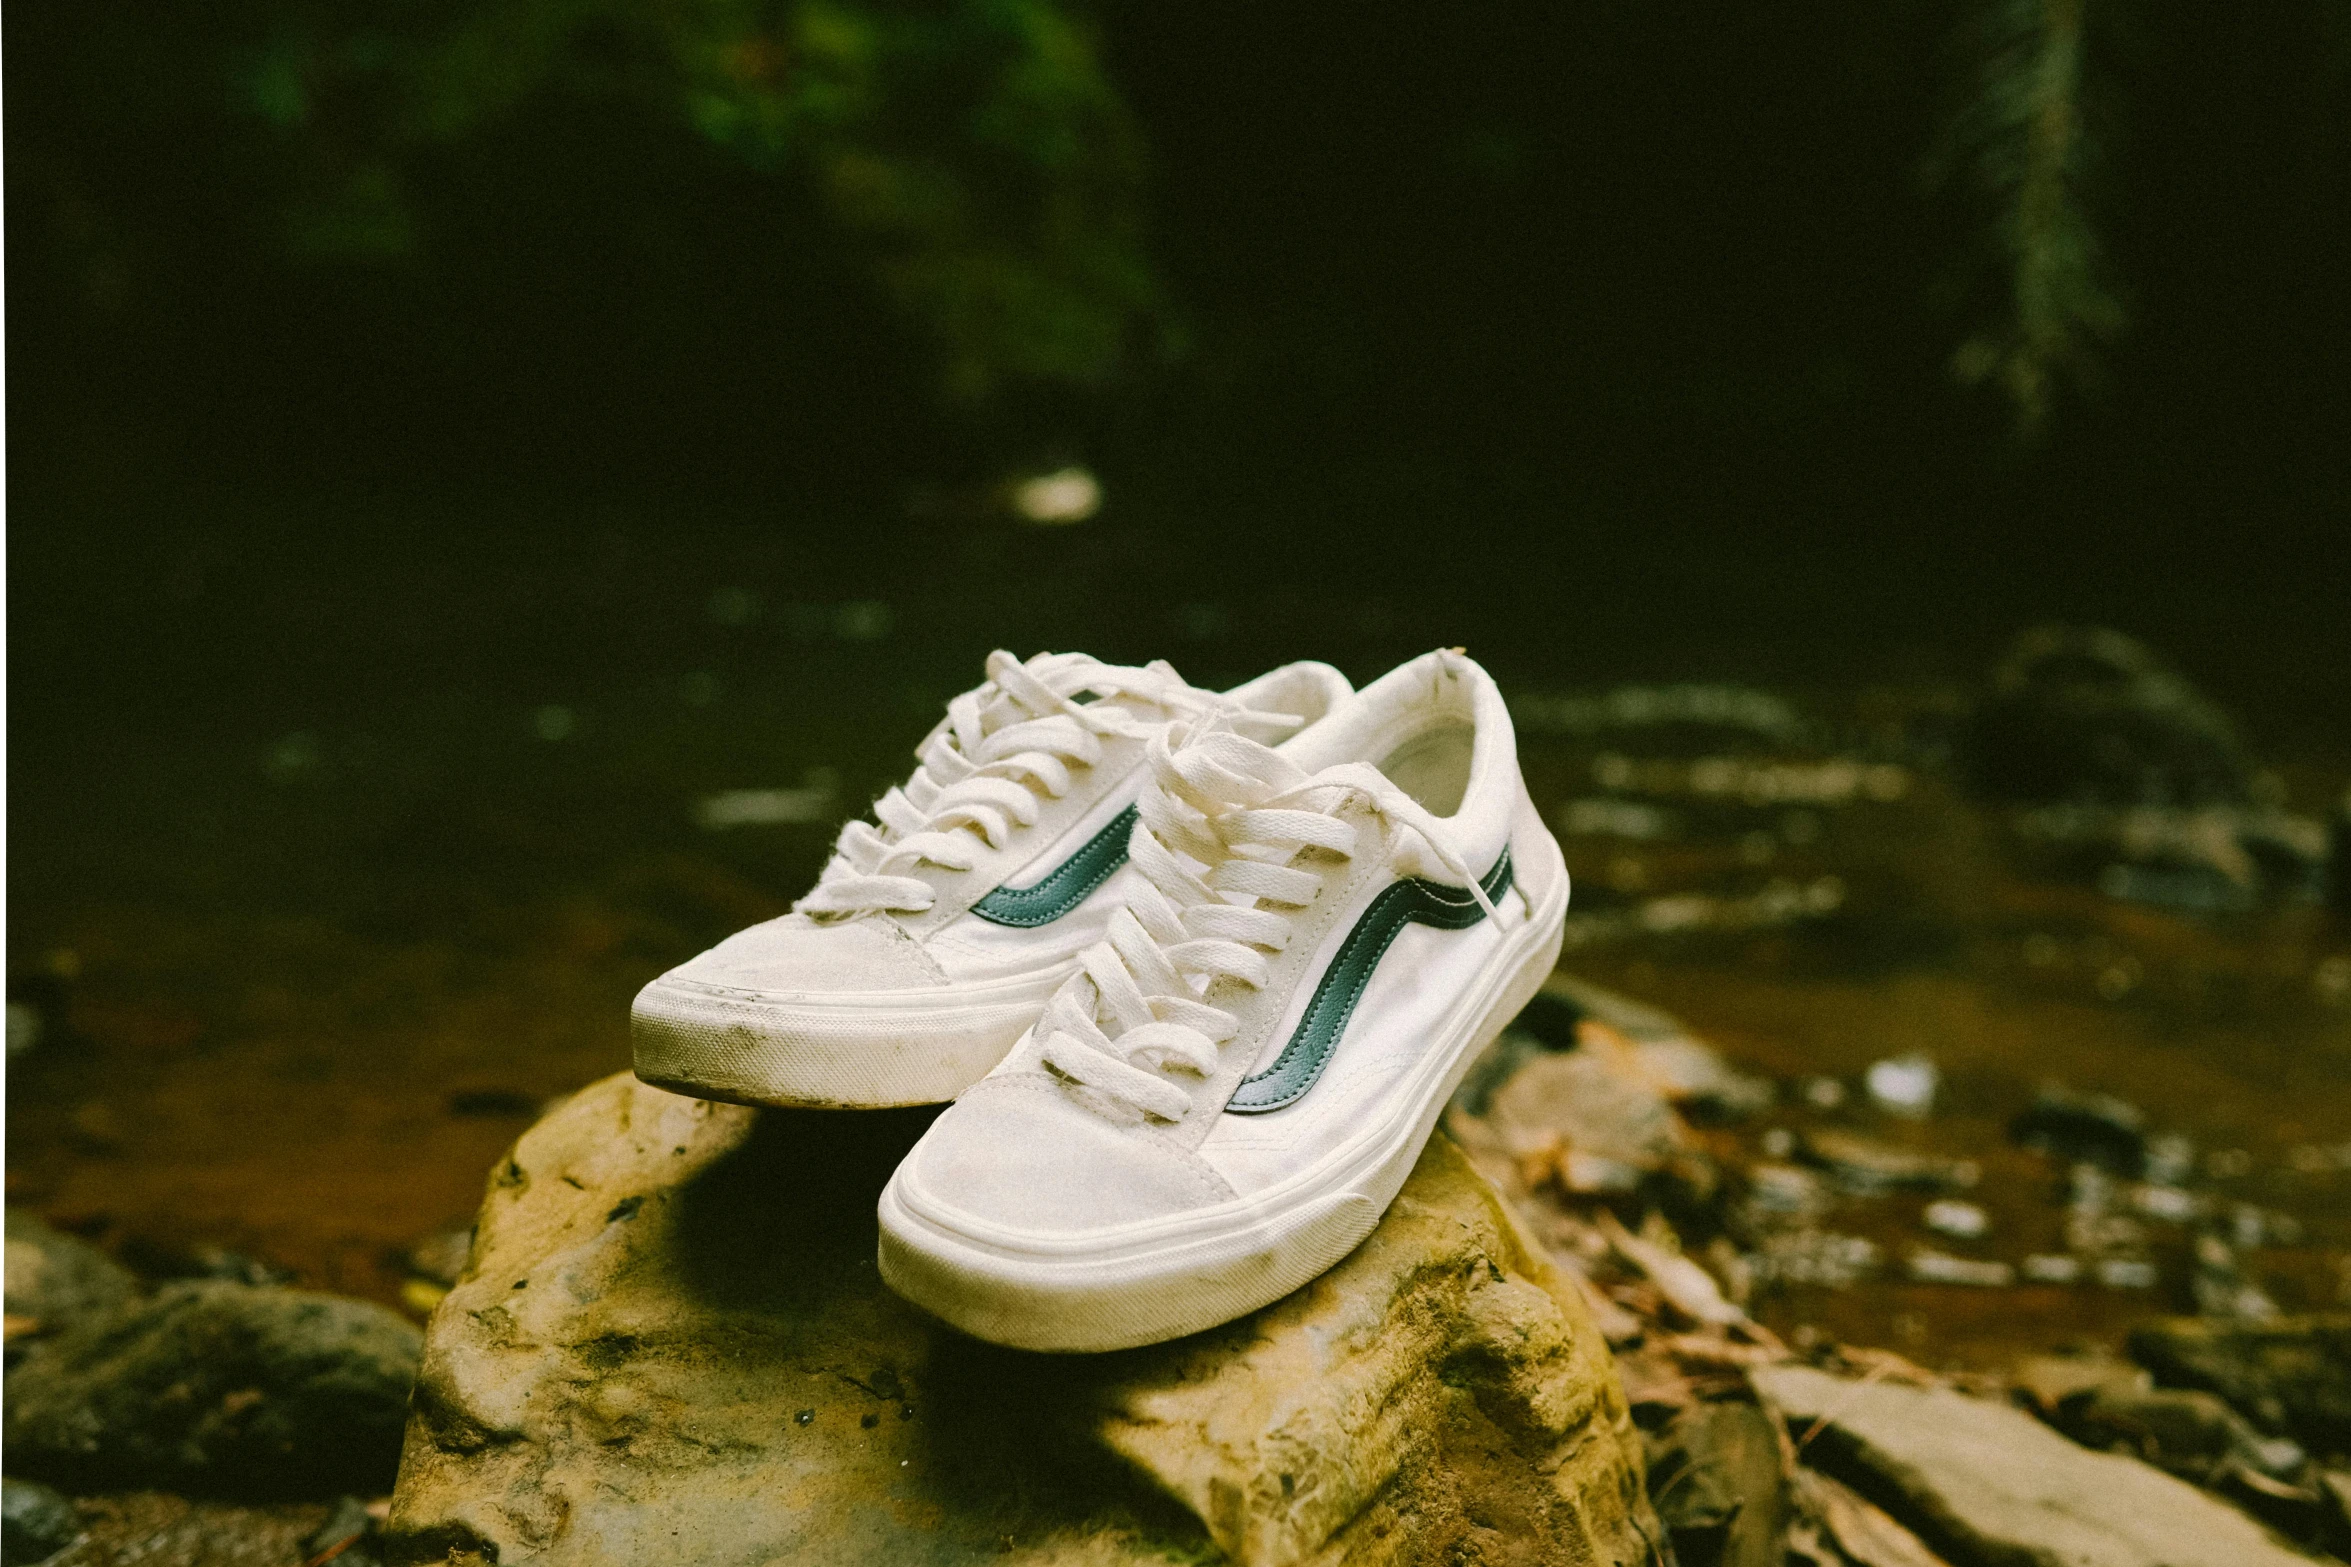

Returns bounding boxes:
[2011,1353,2148,1415]
[404,1227,474,1288]
[1866,1054,1939,1117]
[1627,1036,1775,1122]
[2012,1084,2148,1175]
[1908,1251,2014,1288]
[5,1002,41,1060]
[2131,1185,2203,1222]
[1799,1129,1978,1195]
[1486,1034,1690,1194]
[1744,1162,1830,1220]
[2023,1254,2084,1284]
[1751,1231,1881,1289]
[1645,1401,1787,1567]
[2144,1133,2198,1187]
[303,1495,382,1567]
[1922,1200,1989,1239]
[2189,1235,2281,1323]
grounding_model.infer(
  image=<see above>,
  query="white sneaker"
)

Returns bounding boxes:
[877,649,1569,1350]
[632,650,1351,1110]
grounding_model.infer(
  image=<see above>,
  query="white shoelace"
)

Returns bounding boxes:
[798,651,1230,920]
[1035,718,1505,1122]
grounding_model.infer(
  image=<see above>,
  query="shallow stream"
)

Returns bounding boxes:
[9,494,2347,1373]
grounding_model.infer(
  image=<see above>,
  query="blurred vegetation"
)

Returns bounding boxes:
[253,0,1160,399]
[1928,0,2350,436]
[20,0,1158,406]
[1935,0,2124,437]
[7,0,2343,473]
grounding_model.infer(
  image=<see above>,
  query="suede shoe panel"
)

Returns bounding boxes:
[897,1073,1236,1235]
[670,913,945,995]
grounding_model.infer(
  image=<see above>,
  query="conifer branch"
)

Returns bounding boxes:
[1939,0,2125,437]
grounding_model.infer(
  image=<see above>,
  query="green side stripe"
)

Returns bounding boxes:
[1223,849,1515,1115]
[969,805,1139,928]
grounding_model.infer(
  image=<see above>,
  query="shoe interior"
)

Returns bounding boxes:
[1376,724,1476,816]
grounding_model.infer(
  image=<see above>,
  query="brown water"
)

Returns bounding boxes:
[8,495,2348,1372]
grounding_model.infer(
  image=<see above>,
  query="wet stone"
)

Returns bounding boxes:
[1,1281,422,1499]
[2010,1086,2148,1176]
[1541,976,1773,1122]
[1923,1200,1989,1240]
[1485,1024,1692,1195]
[3,1210,139,1349]
[1643,1399,1786,1567]
[1961,625,2251,811]
[1749,1230,1881,1290]
[403,1227,474,1289]
[1798,1129,1978,1195]
[2129,1315,2351,1455]
[1865,1054,1939,1118]
[1,1477,80,1567]
[306,1494,387,1567]
[2329,791,2351,916]
[1907,1252,2013,1289]
[38,1491,333,1567]
[1754,1363,2322,1567]
[2011,1352,2147,1417]
[2063,1383,2305,1484]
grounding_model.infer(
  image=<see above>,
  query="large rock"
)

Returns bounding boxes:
[1,1281,422,1499]
[4,1209,139,1340]
[2129,1315,2351,1455]
[1752,1364,2320,1567]
[1961,625,2249,809]
[387,1072,1660,1567]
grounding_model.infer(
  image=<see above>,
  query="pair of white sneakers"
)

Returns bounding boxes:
[633,647,1569,1352]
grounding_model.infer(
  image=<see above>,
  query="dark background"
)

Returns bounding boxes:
[11,1,2348,723]
[3,0,2346,1347]
[6,0,2347,932]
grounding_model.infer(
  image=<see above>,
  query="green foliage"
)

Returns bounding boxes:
[1934,0,2125,439]
[241,0,1161,399]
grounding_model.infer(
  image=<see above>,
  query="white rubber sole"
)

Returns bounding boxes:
[875,861,1569,1350]
[630,968,1069,1110]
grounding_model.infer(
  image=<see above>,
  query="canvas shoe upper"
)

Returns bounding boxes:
[632,649,1352,1109]
[876,649,1569,1351]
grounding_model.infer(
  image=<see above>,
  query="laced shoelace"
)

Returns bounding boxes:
[798,650,1235,920]
[1034,717,1508,1122]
